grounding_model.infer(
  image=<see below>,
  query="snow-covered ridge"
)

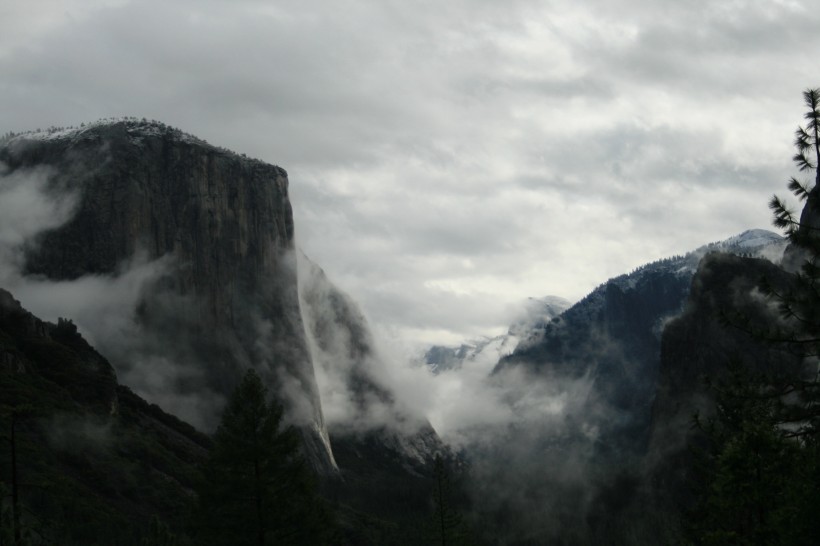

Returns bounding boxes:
[719,228,783,249]
[2,117,201,143]
[423,295,571,374]
[1,117,271,167]
[536,228,785,338]
[425,230,785,372]
[610,228,786,289]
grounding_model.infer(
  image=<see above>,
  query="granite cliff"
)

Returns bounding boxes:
[0,120,334,471]
[0,118,446,494]
[645,253,801,505]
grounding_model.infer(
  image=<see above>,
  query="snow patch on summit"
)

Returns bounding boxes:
[719,228,784,249]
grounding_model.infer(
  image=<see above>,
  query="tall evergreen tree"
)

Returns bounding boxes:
[194,369,333,546]
[687,366,815,545]
[765,87,820,437]
[0,406,38,546]
[429,455,469,546]
[140,516,178,546]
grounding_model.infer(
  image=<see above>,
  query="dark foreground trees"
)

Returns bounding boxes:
[688,366,819,545]
[194,369,334,546]
[429,455,469,546]
[762,87,820,439]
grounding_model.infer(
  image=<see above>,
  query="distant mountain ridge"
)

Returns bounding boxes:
[508,228,785,361]
[424,230,784,383]
[453,228,788,543]
[423,295,571,375]
[496,228,785,447]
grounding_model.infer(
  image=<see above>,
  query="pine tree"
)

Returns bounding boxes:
[140,515,178,546]
[687,365,815,545]
[194,369,333,546]
[764,87,820,438]
[429,455,469,546]
[0,406,37,546]
[771,88,820,235]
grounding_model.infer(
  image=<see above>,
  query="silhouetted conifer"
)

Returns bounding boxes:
[193,369,334,546]
[429,455,470,546]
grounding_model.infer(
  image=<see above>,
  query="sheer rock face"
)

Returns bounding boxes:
[651,254,794,445]
[0,121,336,473]
[644,253,802,510]
[7,122,293,310]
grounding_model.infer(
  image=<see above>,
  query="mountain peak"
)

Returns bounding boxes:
[718,228,783,249]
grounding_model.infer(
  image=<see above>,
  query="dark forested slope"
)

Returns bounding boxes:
[0,288,209,544]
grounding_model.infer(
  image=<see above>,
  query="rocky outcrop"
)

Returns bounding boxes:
[0,287,118,413]
[0,120,335,472]
[645,252,804,511]
[455,233,787,543]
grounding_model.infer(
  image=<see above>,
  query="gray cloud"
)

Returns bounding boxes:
[3,4,812,535]
[0,162,76,267]
[1,0,817,348]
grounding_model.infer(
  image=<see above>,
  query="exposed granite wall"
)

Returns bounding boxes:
[0,121,336,472]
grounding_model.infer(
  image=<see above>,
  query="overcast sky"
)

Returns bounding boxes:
[2,0,818,348]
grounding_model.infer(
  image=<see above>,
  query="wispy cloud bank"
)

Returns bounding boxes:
[2,0,815,346]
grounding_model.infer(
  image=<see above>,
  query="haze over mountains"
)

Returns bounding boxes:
[423,295,572,375]
[0,118,813,544]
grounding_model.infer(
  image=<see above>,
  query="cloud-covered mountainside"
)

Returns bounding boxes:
[422,230,784,445]
[0,119,443,485]
[423,295,572,375]
[2,118,808,544]
[496,228,785,435]
[418,228,787,542]
[298,252,445,466]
